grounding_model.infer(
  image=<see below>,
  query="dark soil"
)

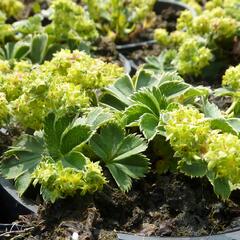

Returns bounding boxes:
[3,173,240,240]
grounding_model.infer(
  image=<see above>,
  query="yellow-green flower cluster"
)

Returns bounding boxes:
[47,50,124,89]
[32,158,107,203]
[46,0,98,43]
[205,132,240,185]
[4,50,123,130]
[154,28,169,46]
[165,105,240,196]
[155,28,188,47]
[177,38,213,76]
[181,0,202,14]
[206,0,240,21]
[177,7,238,40]
[205,0,223,9]
[0,60,32,101]
[176,10,194,31]
[0,92,9,123]
[0,12,14,43]
[14,15,43,36]
[154,4,239,76]
[165,106,210,161]
[222,64,240,90]
[193,8,237,41]
[0,0,23,18]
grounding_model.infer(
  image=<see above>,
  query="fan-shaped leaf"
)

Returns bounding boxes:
[140,113,159,140]
[60,124,92,155]
[90,123,150,191]
[0,135,44,195]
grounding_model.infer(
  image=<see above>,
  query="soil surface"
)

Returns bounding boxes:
[2,173,240,240]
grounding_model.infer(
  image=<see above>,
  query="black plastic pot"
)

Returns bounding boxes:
[117,228,240,240]
[116,0,197,51]
[0,177,38,223]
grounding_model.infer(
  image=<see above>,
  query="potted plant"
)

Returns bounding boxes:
[0,1,240,239]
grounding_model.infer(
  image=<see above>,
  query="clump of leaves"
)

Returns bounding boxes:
[13,14,43,37]
[1,108,150,202]
[83,0,156,42]
[101,70,210,138]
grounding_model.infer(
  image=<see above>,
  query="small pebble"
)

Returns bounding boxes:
[71,232,79,240]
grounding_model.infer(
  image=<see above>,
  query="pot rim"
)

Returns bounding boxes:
[117,227,240,240]
[0,177,38,215]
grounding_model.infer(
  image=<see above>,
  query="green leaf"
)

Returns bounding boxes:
[106,75,134,104]
[100,75,134,109]
[79,107,113,130]
[132,88,167,115]
[44,43,63,61]
[107,154,149,191]
[159,81,190,99]
[125,104,154,125]
[203,100,222,118]
[4,42,15,59]
[44,113,73,159]
[15,172,32,196]
[214,88,235,97]
[156,71,183,85]
[44,112,93,166]
[62,151,87,170]
[60,124,92,155]
[30,34,48,64]
[125,87,168,126]
[210,118,240,135]
[140,113,159,140]
[181,86,210,104]
[234,102,240,118]
[12,41,30,60]
[100,93,128,110]
[179,160,207,177]
[100,72,186,111]
[144,55,165,71]
[0,135,44,195]
[90,123,149,191]
[212,178,231,199]
[227,118,240,133]
[135,69,157,90]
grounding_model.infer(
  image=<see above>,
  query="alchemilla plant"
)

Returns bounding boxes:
[0,49,123,129]
[0,0,240,218]
[83,0,156,41]
[154,1,240,77]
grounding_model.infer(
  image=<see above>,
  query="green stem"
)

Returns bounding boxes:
[226,100,237,116]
